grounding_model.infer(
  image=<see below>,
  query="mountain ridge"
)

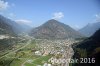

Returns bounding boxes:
[73,29,100,66]
[79,22,100,37]
[30,19,84,39]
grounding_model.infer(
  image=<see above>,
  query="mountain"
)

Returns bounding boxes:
[73,29,100,66]
[0,15,15,35]
[0,15,32,35]
[79,22,100,37]
[15,20,33,33]
[30,19,83,39]
[0,15,21,51]
[0,15,22,35]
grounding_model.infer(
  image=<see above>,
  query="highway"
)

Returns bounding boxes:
[0,39,32,59]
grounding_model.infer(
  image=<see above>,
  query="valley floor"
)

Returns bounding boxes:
[0,38,80,66]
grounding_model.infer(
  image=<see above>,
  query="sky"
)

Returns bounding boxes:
[0,0,100,29]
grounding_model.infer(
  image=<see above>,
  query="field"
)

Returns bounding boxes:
[0,38,80,66]
[0,39,53,66]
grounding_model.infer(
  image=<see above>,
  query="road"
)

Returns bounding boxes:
[0,39,32,59]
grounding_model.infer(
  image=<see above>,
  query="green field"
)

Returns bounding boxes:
[0,39,53,66]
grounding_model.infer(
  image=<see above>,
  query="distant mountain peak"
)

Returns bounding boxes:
[48,19,58,21]
[46,19,59,24]
[30,19,83,39]
[79,22,100,37]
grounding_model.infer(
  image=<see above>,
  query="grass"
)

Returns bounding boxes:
[0,40,53,66]
[25,63,36,66]
[10,59,27,66]
[31,55,52,65]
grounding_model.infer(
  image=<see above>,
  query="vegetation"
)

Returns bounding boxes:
[72,29,100,66]
[75,48,87,58]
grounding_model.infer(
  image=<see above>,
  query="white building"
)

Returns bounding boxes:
[35,51,42,56]
[48,64,51,66]
[43,63,48,66]
[43,63,52,66]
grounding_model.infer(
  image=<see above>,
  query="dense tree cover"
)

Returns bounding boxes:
[72,29,100,66]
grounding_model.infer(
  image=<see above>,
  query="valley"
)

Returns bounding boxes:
[0,12,99,66]
[0,14,84,66]
[0,37,81,66]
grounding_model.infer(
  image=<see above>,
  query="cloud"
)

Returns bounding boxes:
[15,19,33,26]
[0,0,9,11]
[95,14,100,22]
[9,13,16,17]
[52,12,64,20]
[8,13,16,19]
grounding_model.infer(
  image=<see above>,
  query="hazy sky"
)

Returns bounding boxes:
[0,0,100,29]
